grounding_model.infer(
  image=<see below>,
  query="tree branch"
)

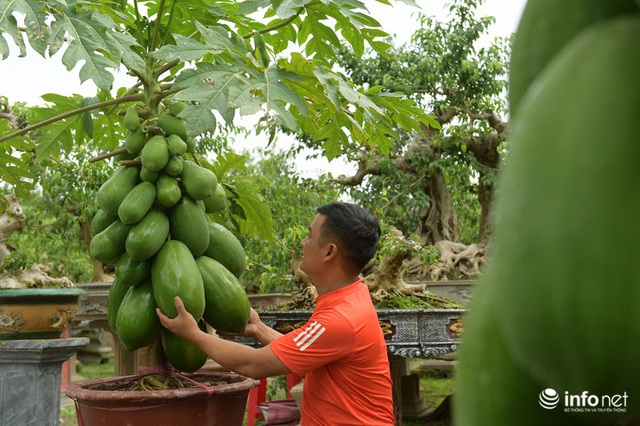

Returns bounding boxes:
[333,157,381,186]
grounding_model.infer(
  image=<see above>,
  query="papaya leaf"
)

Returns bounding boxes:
[0,35,8,59]
[0,151,35,196]
[173,61,249,134]
[229,67,307,130]
[49,8,121,91]
[0,0,49,57]
[30,94,84,158]
[196,21,238,52]
[105,31,145,76]
[231,179,274,241]
[271,0,312,19]
[213,150,248,179]
[152,34,222,62]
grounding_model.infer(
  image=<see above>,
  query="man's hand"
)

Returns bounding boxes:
[156,296,201,342]
[241,308,263,338]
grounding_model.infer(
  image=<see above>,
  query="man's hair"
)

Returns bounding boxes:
[316,202,380,272]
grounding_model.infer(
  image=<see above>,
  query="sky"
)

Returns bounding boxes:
[0,0,527,176]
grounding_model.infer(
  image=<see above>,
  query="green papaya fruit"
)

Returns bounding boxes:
[157,114,187,141]
[203,220,246,279]
[169,197,210,257]
[167,134,187,156]
[165,156,183,177]
[202,183,226,214]
[115,280,161,352]
[89,219,131,264]
[140,135,170,172]
[123,107,141,131]
[114,150,138,162]
[117,181,156,225]
[457,16,640,423]
[180,160,217,200]
[126,127,146,155]
[168,102,188,116]
[125,209,170,261]
[454,274,575,426]
[90,209,117,237]
[185,138,196,154]
[115,252,152,287]
[196,256,250,334]
[97,166,140,216]
[509,0,638,117]
[161,319,208,373]
[156,174,182,207]
[107,278,129,333]
[151,240,205,319]
[140,166,160,183]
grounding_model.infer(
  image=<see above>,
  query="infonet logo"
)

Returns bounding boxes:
[539,388,629,413]
[539,388,560,409]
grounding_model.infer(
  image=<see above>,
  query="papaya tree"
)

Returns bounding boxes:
[0,0,438,374]
[300,0,511,280]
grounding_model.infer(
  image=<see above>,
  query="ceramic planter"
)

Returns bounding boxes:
[0,288,85,340]
[66,372,259,426]
[233,308,466,358]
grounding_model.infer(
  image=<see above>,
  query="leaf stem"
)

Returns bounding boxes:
[150,0,168,52]
[243,11,302,39]
[0,94,144,144]
[89,147,128,163]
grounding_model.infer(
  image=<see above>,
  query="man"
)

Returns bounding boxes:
[157,202,394,425]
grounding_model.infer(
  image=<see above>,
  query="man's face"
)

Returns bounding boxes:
[299,214,328,276]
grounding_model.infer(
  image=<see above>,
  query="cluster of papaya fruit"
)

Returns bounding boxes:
[89,103,250,373]
[455,1,640,424]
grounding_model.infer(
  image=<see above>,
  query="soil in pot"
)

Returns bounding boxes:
[66,371,259,426]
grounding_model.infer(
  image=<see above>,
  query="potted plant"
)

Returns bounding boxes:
[2,0,435,424]
[0,194,86,339]
[0,194,89,426]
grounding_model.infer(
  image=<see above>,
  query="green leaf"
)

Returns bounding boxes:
[231,179,274,241]
[152,34,220,62]
[174,61,249,133]
[105,31,145,76]
[0,152,35,196]
[214,150,248,179]
[0,0,49,57]
[271,0,311,19]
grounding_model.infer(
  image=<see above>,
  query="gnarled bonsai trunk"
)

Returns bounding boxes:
[0,195,74,289]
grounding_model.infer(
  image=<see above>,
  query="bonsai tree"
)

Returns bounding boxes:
[1,0,437,377]
[0,194,74,289]
[296,0,512,280]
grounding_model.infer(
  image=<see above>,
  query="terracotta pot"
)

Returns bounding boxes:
[0,288,85,340]
[66,372,259,426]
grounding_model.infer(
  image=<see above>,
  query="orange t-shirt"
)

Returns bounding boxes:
[269,280,394,426]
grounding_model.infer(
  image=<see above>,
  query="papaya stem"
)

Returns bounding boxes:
[190,152,202,166]
[89,147,128,163]
[243,8,304,38]
[120,158,142,166]
[150,0,168,52]
[155,59,180,77]
[0,94,144,144]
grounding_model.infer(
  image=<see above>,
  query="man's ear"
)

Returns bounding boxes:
[324,243,338,260]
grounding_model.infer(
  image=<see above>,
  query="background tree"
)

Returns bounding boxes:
[324,0,512,280]
[0,0,437,288]
[224,148,341,294]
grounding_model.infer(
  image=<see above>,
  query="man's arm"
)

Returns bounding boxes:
[157,297,291,380]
